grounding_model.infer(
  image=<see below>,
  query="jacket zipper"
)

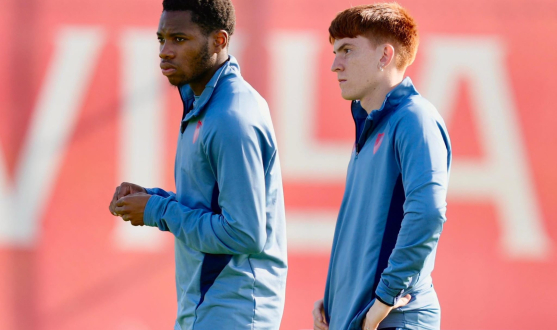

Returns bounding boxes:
[355,119,373,158]
[179,87,194,134]
[353,112,361,157]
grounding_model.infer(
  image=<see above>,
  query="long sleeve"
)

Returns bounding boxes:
[142,188,175,232]
[142,114,268,255]
[145,187,176,200]
[375,108,450,306]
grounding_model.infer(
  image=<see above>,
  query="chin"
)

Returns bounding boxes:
[340,91,358,101]
[164,72,188,87]
[167,76,182,86]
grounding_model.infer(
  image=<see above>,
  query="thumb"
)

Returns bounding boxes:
[393,294,411,308]
[116,196,128,207]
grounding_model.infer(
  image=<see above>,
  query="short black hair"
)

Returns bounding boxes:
[162,0,235,36]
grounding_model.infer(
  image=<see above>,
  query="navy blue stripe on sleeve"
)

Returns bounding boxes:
[372,175,405,301]
[197,184,231,307]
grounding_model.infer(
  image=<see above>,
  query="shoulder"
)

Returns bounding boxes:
[214,76,268,118]
[390,94,446,134]
[202,78,273,143]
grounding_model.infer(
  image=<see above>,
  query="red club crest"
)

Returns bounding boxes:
[193,121,202,143]
[373,133,385,154]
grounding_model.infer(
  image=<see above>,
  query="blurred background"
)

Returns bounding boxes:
[1,0,556,329]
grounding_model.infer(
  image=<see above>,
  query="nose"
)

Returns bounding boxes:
[331,56,343,72]
[159,41,175,60]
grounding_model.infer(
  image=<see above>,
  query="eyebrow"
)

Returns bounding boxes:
[333,43,353,54]
[156,31,188,37]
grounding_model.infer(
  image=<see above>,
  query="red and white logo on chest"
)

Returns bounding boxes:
[373,133,385,154]
[193,121,202,143]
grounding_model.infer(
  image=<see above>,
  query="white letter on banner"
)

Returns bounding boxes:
[419,36,552,260]
[0,27,105,246]
[268,32,352,180]
[113,29,166,251]
[228,31,245,65]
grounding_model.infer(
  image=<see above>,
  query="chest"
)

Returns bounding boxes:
[347,121,400,187]
[174,117,216,207]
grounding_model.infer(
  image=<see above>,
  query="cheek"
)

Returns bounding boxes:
[177,52,196,72]
[357,63,376,82]
[346,58,364,76]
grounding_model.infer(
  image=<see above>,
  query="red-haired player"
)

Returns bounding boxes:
[313,3,451,330]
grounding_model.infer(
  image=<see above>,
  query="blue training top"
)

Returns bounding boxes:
[143,56,287,330]
[324,77,452,330]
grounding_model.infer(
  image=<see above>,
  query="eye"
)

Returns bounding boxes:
[175,37,185,42]
[344,49,352,54]
[158,37,164,44]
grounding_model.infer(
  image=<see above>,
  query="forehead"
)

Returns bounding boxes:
[158,10,202,35]
[333,35,373,51]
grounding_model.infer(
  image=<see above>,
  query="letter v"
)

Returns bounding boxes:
[0,27,105,247]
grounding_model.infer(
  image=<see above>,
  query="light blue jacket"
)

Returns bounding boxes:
[323,78,451,330]
[143,56,287,330]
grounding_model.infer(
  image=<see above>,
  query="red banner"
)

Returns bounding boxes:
[1,0,556,329]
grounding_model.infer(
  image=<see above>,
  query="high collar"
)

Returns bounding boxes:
[351,76,419,127]
[179,55,241,121]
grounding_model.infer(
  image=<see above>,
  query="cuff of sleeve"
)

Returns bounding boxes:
[375,280,403,307]
[144,188,156,195]
[143,194,166,227]
[375,295,394,307]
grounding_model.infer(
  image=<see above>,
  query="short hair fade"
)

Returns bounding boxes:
[329,3,419,69]
[162,0,235,36]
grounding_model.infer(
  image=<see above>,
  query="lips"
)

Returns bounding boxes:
[160,62,177,76]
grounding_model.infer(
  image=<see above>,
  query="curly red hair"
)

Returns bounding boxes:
[329,3,419,69]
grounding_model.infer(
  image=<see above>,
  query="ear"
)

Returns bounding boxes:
[378,43,396,70]
[211,30,229,53]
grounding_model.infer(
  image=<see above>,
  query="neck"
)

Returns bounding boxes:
[360,71,404,114]
[189,52,229,96]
